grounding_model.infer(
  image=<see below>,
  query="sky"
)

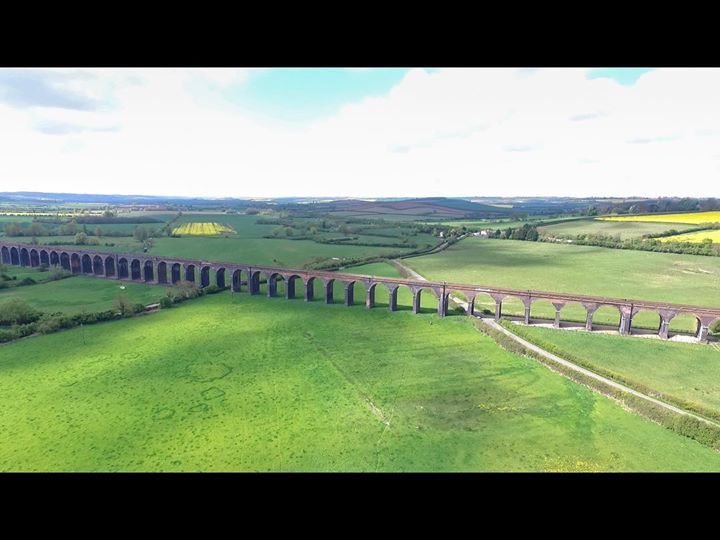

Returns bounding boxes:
[0,67,718,199]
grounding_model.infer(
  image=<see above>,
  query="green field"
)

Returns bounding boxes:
[0,275,171,314]
[404,238,720,332]
[506,324,720,421]
[539,219,691,239]
[2,214,435,269]
[2,293,720,471]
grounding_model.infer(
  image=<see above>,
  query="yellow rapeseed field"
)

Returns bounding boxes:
[172,222,235,236]
[599,211,720,225]
[660,229,720,243]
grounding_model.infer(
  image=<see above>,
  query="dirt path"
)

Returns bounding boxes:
[481,317,720,428]
[401,264,720,429]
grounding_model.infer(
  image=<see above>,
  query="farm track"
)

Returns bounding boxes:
[399,264,720,430]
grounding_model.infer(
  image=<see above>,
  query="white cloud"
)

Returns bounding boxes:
[0,67,719,198]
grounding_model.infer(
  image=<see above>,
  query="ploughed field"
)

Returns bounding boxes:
[506,324,720,422]
[404,238,720,333]
[2,293,720,471]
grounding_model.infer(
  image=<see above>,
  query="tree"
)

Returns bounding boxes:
[75,232,88,245]
[95,226,103,238]
[61,221,78,235]
[3,222,22,237]
[114,293,132,316]
[133,226,148,242]
[27,222,46,236]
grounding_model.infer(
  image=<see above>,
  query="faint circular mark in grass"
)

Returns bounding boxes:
[189,403,210,413]
[121,352,140,360]
[153,407,175,420]
[202,387,225,400]
[185,362,232,382]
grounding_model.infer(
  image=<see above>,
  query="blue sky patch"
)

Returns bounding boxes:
[222,68,415,123]
[586,68,655,86]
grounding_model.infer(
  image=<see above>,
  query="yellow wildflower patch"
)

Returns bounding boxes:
[172,222,235,236]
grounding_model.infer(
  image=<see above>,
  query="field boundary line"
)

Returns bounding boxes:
[481,317,720,429]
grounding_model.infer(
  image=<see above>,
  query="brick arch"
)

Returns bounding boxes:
[39,250,49,266]
[105,256,116,277]
[29,249,39,267]
[156,261,168,284]
[19,247,30,267]
[130,259,141,280]
[70,253,81,274]
[283,273,303,299]
[1,246,10,264]
[143,260,154,282]
[93,255,104,275]
[81,254,93,274]
[215,267,226,288]
[117,257,129,279]
[50,251,60,266]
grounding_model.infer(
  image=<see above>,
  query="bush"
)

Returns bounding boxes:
[48,267,68,281]
[37,264,49,272]
[132,303,147,314]
[711,320,720,335]
[160,296,173,309]
[17,277,37,287]
[0,298,41,326]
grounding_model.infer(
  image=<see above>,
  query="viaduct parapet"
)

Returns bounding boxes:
[1,242,718,343]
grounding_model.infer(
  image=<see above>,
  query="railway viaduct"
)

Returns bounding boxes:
[2,242,719,343]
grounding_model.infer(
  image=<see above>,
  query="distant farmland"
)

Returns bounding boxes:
[172,222,235,236]
[599,212,720,225]
[660,230,720,244]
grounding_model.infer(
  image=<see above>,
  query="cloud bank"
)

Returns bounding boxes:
[0,67,718,198]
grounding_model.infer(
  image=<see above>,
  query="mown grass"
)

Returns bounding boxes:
[2,293,720,471]
[539,219,692,239]
[405,238,720,332]
[503,324,720,422]
[0,275,171,314]
[600,212,720,225]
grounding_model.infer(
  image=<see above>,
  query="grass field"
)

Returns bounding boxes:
[600,212,720,225]
[172,222,235,236]
[2,293,720,471]
[404,238,720,332]
[505,324,720,421]
[539,219,691,239]
[0,275,172,314]
[660,230,720,244]
[3,214,433,269]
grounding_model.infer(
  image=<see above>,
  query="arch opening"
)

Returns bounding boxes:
[20,248,30,267]
[30,249,40,267]
[105,256,116,277]
[144,260,154,282]
[93,255,104,275]
[118,258,129,279]
[81,254,93,274]
[10,247,19,265]
[70,253,81,274]
[50,251,59,267]
[40,250,49,266]
[157,262,167,284]
[130,259,141,280]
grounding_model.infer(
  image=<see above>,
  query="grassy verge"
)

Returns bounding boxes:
[476,319,720,452]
